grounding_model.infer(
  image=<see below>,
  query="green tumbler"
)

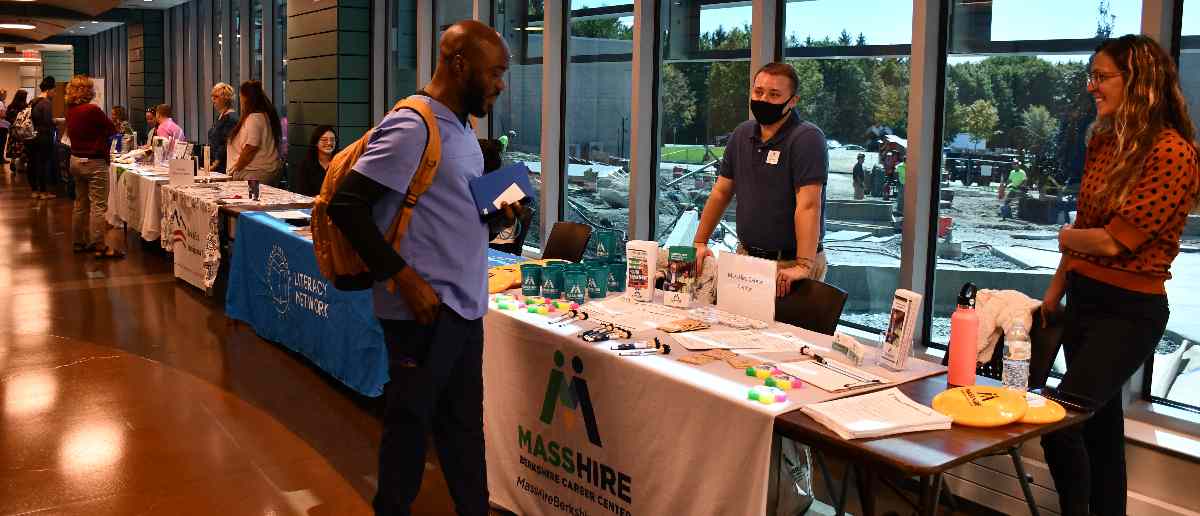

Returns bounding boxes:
[541,264,565,299]
[520,264,543,297]
[607,260,627,293]
[587,264,610,299]
[564,269,588,305]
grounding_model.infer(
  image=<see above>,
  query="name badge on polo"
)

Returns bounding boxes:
[765,150,781,165]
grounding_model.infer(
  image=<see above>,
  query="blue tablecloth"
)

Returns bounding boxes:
[226,210,523,397]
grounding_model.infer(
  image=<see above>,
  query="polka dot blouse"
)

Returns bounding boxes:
[1066,129,1200,294]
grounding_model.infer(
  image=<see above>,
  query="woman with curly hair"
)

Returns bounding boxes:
[1040,34,1200,516]
[65,74,121,258]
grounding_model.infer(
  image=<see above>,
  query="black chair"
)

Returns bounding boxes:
[540,221,592,262]
[773,279,848,335]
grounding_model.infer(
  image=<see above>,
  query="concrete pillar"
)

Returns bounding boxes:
[285,0,372,167]
[128,10,165,136]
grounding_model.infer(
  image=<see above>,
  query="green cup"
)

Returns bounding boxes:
[587,264,610,299]
[593,230,618,258]
[607,260,627,293]
[520,264,543,297]
[541,264,565,299]
[564,269,588,304]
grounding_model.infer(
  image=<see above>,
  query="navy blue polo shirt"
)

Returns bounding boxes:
[719,111,828,252]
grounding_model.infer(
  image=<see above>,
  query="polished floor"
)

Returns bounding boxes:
[0,169,466,515]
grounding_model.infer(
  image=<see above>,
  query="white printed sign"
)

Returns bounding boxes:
[169,158,194,186]
[717,252,777,323]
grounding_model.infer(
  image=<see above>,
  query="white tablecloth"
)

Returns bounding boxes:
[105,163,229,241]
[159,182,311,290]
[483,300,944,516]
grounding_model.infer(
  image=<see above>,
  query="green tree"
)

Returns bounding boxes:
[702,25,753,142]
[706,60,751,142]
[661,64,697,143]
[570,13,633,40]
[960,99,999,147]
[1019,105,1060,153]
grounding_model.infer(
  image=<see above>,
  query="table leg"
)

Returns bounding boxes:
[1008,446,1041,516]
[917,475,941,516]
[853,465,876,516]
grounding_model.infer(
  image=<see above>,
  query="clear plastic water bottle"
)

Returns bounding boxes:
[1002,323,1031,392]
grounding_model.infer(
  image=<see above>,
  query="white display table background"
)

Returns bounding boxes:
[106,163,229,241]
[160,182,311,290]
[483,303,944,516]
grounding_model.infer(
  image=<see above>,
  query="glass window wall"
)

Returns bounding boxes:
[1150,0,1200,412]
[389,0,420,102]
[932,0,1140,352]
[779,0,914,332]
[654,0,752,250]
[493,0,545,248]
[564,1,634,254]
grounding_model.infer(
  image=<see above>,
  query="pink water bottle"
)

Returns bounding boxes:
[948,283,979,386]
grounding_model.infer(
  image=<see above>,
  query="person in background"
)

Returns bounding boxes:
[5,90,28,173]
[0,90,9,165]
[29,77,58,199]
[65,75,121,259]
[225,80,282,183]
[693,61,829,294]
[291,125,335,196]
[110,106,132,135]
[154,104,184,141]
[852,153,866,200]
[143,108,156,145]
[327,20,516,516]
[207,82,239,173]
[1008,158,1027,190]
[1040,35,1200,516]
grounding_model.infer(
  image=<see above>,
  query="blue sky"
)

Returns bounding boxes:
[575,1,1146,50]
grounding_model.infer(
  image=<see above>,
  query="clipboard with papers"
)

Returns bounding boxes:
[777,350,890,393]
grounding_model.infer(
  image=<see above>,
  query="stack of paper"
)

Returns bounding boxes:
[800,388,952,440]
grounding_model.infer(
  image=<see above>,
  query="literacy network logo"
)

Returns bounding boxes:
[539,350,602,447]
[266,245,291,316]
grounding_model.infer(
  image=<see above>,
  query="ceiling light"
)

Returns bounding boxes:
[0,24,37,30]
[91,21,99,24]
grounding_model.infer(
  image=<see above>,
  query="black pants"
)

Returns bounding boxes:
[0,128,8,163]
[374,307,488,516]
[27,139,54,193]
[1041,273,1168,516]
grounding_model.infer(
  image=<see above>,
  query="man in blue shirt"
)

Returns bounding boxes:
[693,62,829,297]
[327,21,516,516]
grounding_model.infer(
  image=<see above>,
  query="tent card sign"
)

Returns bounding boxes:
[625,240,658,303]
[168,158,195,186]
[878,289,923,371]
[663,246,696,308]
[716,252,777,323]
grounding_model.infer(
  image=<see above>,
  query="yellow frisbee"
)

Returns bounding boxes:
[488,264,522,293]
[1019,393,1066,424]
[932,386,1028,428]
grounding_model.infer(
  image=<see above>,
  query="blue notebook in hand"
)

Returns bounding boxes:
[470,163,534,216]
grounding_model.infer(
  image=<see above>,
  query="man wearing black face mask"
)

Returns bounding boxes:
[693,62,829,297]
[326,20,515,516]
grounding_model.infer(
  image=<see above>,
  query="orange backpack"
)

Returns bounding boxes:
[311,97,442,292]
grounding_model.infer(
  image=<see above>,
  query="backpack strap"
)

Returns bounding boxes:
[381,96,443,292]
